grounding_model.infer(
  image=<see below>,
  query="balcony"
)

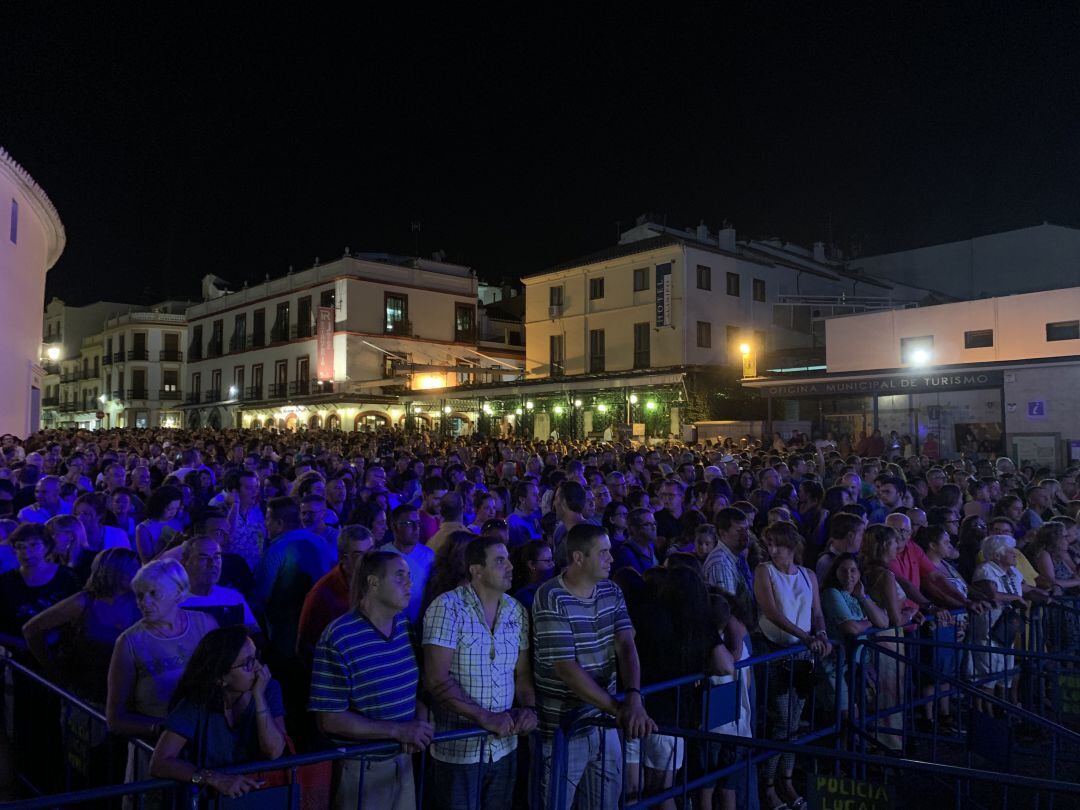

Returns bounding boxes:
[385,319,413,337]
[101,354,112,366]
[454,327,477,344]
[159,389,182,401]
[185,392,201,405]
[289,379,335,397]
[127,388,149,401]
[206,340,224,359]
[243,385,264,401]
[228,334,252,353]
[43,332,62,344]
[188,344,204,361]
[127,349,150,362]
[160,349,183,362]
[60,372,82,383]
[204,389,222,403]
[296,320,314,339]
[42,396,59,407]
[112,352,124,364]
[41,361,60,376]
[59,401,77,413]
[269,324,290,344]
[268,383,287,399]
[251,332,266,348]
[111,390,124,401]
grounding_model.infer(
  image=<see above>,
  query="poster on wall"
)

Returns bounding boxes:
[1012,433,1059,471]
[654,262,672,327]
[954,422,1004,456]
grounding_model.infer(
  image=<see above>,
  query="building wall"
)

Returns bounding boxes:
[826,286,1080,373]
[854,223,1080,299]
[0,148,65,436]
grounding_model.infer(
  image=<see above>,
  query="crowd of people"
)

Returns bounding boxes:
[0,426,1077,810]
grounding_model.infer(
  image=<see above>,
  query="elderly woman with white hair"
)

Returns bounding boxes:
[106,558,218,740]
[971,534,1047,704]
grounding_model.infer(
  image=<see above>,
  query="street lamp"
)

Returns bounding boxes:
[597,403,607,413]
[646,400,658,411]
[574,399,582,408]
[46,346,60,362]
[525,400,534,410]
[443,405,452,414]
[911,349,932,366]
[553,405,564,415]
[629,394,638,404]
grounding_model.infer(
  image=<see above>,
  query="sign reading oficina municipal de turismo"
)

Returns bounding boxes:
[760,370,1004,397]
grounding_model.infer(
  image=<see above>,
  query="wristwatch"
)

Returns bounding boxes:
[191,769,212,786]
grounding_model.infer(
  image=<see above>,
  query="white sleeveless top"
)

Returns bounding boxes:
[759,562,813,646]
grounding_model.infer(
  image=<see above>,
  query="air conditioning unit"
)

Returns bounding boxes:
[548,305,563,318]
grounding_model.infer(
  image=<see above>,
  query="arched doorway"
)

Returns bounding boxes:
[285,413,299,432]
[250,418,262,428]
[325,413,341,430]
[207,410,221,429]
[447,411,474,437]
[188,411,201,430]
[308,414,322,429]
[354,411,390,432]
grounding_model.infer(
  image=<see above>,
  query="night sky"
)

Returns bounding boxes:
[4,5,1080,306]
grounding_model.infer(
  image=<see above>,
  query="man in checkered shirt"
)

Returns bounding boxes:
[422,535,538,809]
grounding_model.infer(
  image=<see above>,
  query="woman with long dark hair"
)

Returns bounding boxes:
[150,625,287,798]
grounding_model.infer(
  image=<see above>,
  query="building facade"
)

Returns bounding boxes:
[181,254,524,432]
[1,147,66,437]
[744,285,1080,467]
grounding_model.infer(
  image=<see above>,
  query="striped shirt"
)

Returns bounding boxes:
[532,576,632,737]
[308,610,418,727]
[423,585,529,764]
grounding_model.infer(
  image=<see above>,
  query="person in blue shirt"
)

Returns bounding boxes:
[150,625,287,799]
[379,503,435,626]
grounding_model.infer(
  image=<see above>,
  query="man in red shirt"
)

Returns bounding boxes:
[885,513,973,616]
[418,476,449,543]
[296,525,374,665]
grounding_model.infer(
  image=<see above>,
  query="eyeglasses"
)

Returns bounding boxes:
[396,520,420,528]
[230,654,260,673]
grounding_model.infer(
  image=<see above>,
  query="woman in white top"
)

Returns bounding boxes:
[754,521,831,810]
[971,535,1046,704]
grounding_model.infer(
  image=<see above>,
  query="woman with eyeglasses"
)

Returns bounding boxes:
[0,523,80,651]
[150,625,286,799]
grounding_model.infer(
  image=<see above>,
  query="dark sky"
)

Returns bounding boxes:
[4,5,1080,306]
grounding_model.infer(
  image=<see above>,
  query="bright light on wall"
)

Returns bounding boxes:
[412,404,423,413]
[229,385,238,398]
[525,401,534,410]
[574,399,583,407]
[443,406,452,414]
[911,348,931,366]
[482,404,493,415]
[515,408,523,415]
[739,343,751,356]
[46,347,60,362]
[629,394,638,404]
[646,400,658,411]
[597,403,607,413]
[553,405,564,415]
[414,373,446,390]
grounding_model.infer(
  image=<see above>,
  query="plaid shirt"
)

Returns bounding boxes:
[422,585,529,764]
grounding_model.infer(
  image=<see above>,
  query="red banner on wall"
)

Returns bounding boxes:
[317,306,335,381]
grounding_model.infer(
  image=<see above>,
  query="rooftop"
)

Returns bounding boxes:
[0,146,66,268]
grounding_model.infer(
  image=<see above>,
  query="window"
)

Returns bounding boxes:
[753,278,766,302]
[549,286,564,307]
[633,322,650,368]
[964,329,994,349]
[900,335,935,362]
[696,265,712,290]
[697,321,712,348]
[233,366,245,392]
[162,369,178,393]
[633,267,649,292]
[297,296,313,338]
[210,369,222,398]
[589,329,605,372]
[9,199,17,244]
[272,302,290,342]
[252,309,266,347]
[455,304,476,341]
[1046,321,1080,342]
[726,272,741,297]
[549,335,565,377]
[385,293,408,333]
[589,278,605,300]
[297,356,309,383]
[190,373,201,396]
[320,288,336,310]
[231,313,247,351]
[251,364,263,397]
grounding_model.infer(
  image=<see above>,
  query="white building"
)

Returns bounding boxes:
[1,147,66,437]
[854,222,1080,300]
[181,254,524,432]
[744,285,1080,466]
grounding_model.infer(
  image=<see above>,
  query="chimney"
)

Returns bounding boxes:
[813,241,826,262]
[717,226,736,252]
[696,220,709,242]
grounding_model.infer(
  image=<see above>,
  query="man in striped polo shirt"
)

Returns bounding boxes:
[533,523,657,810]
[310,551,434,810]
